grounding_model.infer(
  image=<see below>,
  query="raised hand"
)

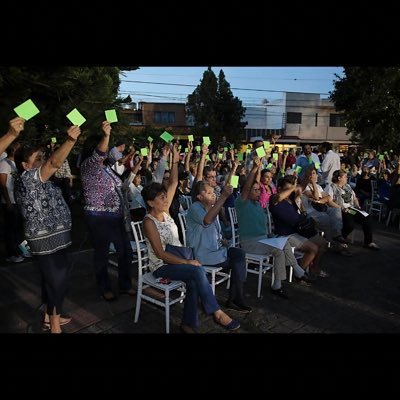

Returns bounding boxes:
[8,117,26,137]
[102,121,112,137]
[222,183,234,198]
[67,125,81,141]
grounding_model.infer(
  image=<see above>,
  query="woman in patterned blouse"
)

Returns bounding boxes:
[14,125,81,334]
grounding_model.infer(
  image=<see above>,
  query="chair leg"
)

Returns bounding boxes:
[257,261,263,298]
[289,266,293,283]
[134,285,142,323]
[386,210,392,227]
[165,290,170,334]
[211,271,216,295]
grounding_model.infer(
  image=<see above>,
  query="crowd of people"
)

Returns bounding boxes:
[2,117,400,333]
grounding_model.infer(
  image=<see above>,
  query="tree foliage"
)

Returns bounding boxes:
[330,67,400,151]
[186,67,247,146]
[0,67,123,149]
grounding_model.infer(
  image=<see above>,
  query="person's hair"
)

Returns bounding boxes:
[321,142,332,152]
[191,180,209,203]
[6,142,21,157]
[178,171,189,181]
[115,141,125,147]
[277,174,297,189]
[141,182,167,209]
[203,166,215,178]
[332,169,347,183]
[261,168,273,178]
[14,144,42,174]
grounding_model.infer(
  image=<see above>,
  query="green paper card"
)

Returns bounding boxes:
[160,131,174,142]
[224,147,228,152]
[237,153,244,161]
[184,148,188,153]
[246,149,251,154]
[140,148,148,156]
[308,157,313,164]
[390,149,393,153]
[218,153,223,159]
[203,136,211,145]
[147,136,153,143]
[14,99,40,120]
[66,108,86,126]
[256,147,266,158]
[266,163,273,169]
[263,141,270,149]
[205,155,210,161]
[51,137,57,143]
[231,175,239,189]
[230,144,235,150]
[384,151,388,155]
[347,208,357,215]
[379,154,385,160]
[295,166,302,173]
[188,135,194,142]
[315,162,320,169]
[105,109,118,123]
[272,153,279,160]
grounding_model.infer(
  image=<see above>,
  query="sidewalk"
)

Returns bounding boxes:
[1,218,400,334]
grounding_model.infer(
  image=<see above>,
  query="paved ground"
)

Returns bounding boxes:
[1,216,400,335]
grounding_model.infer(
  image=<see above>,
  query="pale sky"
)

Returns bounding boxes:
[118,66,344,106]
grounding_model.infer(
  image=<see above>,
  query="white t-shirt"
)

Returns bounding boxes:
[302,183,325,214]
[0,158,17,204]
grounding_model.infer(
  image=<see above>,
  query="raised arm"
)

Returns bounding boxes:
[165,143,180,209]
[40,125,81,182]
[194,143,208,182]
[0,118,25,155]
[241,156,261,200]
[97,121,112,153]
[184,141,193,173]
[145,142,153,169]
[203,184,233,225]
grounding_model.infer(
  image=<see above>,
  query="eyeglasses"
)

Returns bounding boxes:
[206,175,216,180]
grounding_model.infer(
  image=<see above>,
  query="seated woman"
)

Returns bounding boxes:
[355,167,373,208]
[325,169,380,250]
[258,168,277,210]
[186,180,251,313]
[269,175,329,278]
[301,167,346,244]
[142,143,240,333]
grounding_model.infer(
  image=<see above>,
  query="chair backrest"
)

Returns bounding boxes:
[131,221,149,276]
[179,195,192,211]
[227,207,240,247]
[370,179,379,201]
[178,212,187,246]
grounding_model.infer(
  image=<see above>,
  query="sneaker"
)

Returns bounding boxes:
[364,242,380,250]
[5,255,24,263]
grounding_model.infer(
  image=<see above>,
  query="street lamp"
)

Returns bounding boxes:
[262,98,269,137]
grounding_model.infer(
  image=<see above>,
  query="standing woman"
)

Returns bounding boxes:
[80,122,134,301]
[14,124,81,334]
[142,143,240,333]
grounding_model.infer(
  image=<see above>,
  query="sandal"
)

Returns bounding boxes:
[42,315,72,331]
[318,270,330,278]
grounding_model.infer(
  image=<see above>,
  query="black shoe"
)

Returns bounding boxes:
[180,324,199,334]
[294,275,313,286]
[271,288,289,299]
[225,301,252,313]
[333,235,350,244]
[101,291,117,301]
[119,288,136,296]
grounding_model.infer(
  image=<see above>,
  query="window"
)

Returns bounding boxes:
[286,112,302,124]
[329,113,346,127]
[154,112,176,124]
[315,113,318,127]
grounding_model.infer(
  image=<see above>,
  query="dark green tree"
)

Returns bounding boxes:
[186,67,246,146]
[0,67,123,149]
[330,67,400,151]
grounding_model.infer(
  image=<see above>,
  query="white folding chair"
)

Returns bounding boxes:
[177,212,230,294]
[131,221,186,334]
[228,207,293,298]
[179,195,193,211]
[368,180,385,222]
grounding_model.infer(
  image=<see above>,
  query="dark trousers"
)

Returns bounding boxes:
[342,210,373,245]
[0,204,23,258]
[35,248,72,315]
[86,214,133,294]
[209,247,247,283]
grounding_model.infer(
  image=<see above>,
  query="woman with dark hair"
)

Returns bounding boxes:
[80,121,134,301]
[14,124,81,333]
[142,143,240,333]
[325,169,380,250]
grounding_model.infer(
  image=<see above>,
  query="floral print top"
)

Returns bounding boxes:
[14,168,72,255]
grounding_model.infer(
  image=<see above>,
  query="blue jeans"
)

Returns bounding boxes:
[154,264,220,328]
[208,247,246,283]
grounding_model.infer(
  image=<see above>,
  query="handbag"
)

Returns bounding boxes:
[296,213,317,239]
[310,201,328,213]
[165,243,194,260]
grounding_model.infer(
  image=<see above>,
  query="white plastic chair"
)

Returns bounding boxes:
[131,221,186,334]
[177,212,230,294]
[179,195,193,211]
[368,180,385,222]
[228,207,293,298]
